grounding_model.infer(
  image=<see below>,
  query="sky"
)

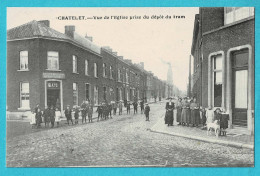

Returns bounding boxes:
[7,7,198,91]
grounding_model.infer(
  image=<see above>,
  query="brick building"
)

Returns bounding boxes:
[7,20,170,116]
[190,7,254,134]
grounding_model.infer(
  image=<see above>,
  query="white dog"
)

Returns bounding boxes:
[207,120,220,137]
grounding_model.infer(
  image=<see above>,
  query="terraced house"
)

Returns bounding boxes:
[190,7,255,134]
[7,20,170,116]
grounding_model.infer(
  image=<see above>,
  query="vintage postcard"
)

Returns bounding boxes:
[5,7,254,168]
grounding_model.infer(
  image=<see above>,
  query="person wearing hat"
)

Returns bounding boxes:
[165,98,174,126]
[96,104,103,121]
[144,103,150,121]
[176,98,183,125]
[181,97,190,126]
[49,105,56,128]
[65,105,73,125]
[73,105,80,125]
[190,98,200,127]
[133,101,138,114]
[126,101,131,114]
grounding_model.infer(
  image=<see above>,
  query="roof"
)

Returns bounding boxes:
[7,20,101,55]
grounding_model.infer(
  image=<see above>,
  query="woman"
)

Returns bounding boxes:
[165,98,174,126]
[176,98,182,125]
[190,98,200,127]
[55,107,61,127]
[181,97,190,126]
[35,108,42,128]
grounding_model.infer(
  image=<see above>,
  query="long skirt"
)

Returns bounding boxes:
[165,110,173,125]
[176,108,182,122]
[181,108,190,123]
[191,109,200,124]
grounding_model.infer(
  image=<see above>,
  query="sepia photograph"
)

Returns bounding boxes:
[6,7,254,167]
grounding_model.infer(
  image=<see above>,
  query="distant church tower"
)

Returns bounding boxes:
[161,59,173,97]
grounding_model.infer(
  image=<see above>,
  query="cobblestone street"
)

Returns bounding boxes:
[6,103,254,167]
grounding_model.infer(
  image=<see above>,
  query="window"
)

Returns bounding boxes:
[20,82,30,108]
[20,51,28,70]
[73,83,78,105]
[85,60,89,75]
[103,86,107,101]
[85,84,90,101]
[94,85,99,105]
[212,55,222,107]
[225,7,254,25]
[110,66,113,79]
[94,63,98,77]
[103,63,107,77]
[47,51,59,70]
[72,55,77,73]
[118,69,121,81]
[126,71,129,83]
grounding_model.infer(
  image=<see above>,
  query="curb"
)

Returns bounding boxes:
[150,128,254,150]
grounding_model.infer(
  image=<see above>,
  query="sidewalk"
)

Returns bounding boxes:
[150,115,254,150]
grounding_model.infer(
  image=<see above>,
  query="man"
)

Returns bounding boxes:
[43,106,50,128]
[144,103,150,121]
[88,103,93,123]
[126,101,131,114]
[81,100,87,124]
[112,101,117,115]
[133,101,138,114]
[140,99,144,114]
[65,105,73,125]
[97,104,103,121]
[108,102,113,119]
[49,105,56,128]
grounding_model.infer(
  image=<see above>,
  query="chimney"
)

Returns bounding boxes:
[85,34,93,41]
[118,56,123,60]
[112,52,117,56]
[38,20,50,27]
[65,25,75,38]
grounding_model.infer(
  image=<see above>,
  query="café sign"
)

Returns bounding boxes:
[47,81,60,89]
[43,72,65,79]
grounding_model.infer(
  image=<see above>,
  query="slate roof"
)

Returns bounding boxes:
[7,20,101,55]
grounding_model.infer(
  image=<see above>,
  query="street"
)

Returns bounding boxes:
[6,102,254,167]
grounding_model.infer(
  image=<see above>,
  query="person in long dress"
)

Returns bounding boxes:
[206,106,214,125]
[176,98,182,125]
[165,98,174,126]
[55,107,61,127]
[181,97,190,126]
[35,108,42,128]
[190,98,200,127]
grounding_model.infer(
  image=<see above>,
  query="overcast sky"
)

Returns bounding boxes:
[7,7,198,91]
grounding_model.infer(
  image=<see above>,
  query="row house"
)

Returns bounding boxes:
[7,20,169,116]
[190,7,254,134]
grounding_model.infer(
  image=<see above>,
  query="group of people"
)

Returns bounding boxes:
[165,97,229,133]
[30,98,152,128]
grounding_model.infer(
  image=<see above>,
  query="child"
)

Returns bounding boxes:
[144,103,150,121]
[35,108,42,128]
[206,106,214,125]
[30,109,36,129]
[55,107,61,127]
[74,106,80,124]
[88,104,93,123]
[65,105,73,125]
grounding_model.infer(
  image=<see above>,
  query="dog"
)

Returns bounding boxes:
[207,120,220,137]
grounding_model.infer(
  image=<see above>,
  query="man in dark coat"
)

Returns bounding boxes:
[35,108,42,128]
[144,103,150,121]
[140,100,144,114]
[43,106,50,128]
[81,100,87,124]
[165,98,174,126]
[65,105,73,125]
[126,101,131,114]
[97,104,103,121]
[133,101,138,114]
[49,106,55,128]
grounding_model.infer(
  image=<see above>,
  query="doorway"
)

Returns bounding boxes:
[232,50,248,126]
[46,81,61,109]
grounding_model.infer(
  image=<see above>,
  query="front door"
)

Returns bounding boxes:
[47,81,61,109]
[232,50,248,126]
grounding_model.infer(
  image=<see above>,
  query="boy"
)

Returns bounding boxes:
[144,103,150,121]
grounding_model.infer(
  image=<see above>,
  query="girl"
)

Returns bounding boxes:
[55,107,61,127]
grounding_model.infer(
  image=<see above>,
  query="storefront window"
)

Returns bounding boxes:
[20,82,30,108]
[20,51,28,70]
